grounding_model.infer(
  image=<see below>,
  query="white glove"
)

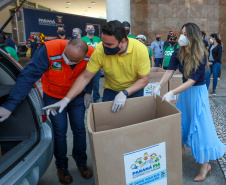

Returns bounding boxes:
[162,91,174,103]
[151,85,161,99]
[0,107,12,122]
[43,97,70,116]
[112,91,127,112]
[84,93,92,109]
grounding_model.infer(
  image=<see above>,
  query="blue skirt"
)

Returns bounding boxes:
[176,84,226,164]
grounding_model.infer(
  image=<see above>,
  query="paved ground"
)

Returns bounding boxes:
[18,58,226,185]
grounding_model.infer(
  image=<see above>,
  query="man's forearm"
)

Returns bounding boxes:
[125,75,149,96]
[65,70,95,100]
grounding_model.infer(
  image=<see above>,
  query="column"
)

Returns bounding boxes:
[106,0,130,23]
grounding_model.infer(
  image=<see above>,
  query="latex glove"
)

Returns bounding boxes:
[162,91,174,103]
[43,97,70,116]
[0,107,12,122]
[84,93,92,109]
[112,91,127,112]
[151,85,161,99]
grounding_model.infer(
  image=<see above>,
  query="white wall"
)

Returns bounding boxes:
[0,5,14,33]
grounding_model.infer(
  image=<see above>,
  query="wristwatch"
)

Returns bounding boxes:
[122,90,128,97]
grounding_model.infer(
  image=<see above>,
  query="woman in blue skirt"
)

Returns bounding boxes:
[152,23,226,182]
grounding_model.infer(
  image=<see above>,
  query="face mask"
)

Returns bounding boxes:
[58,31,65,36]
[62,53,76,65]
[210,38,213,43]
[103,44,121,55]
[126,29,130,35]
[169,41,175,45]
[87,29,95,35]
[156,37,161,41]
[178,34,189,46]
[72,33,78,38]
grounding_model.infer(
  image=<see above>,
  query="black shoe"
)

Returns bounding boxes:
[211,90,216,95]
[57,168,73,184]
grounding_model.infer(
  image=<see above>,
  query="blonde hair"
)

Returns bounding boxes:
[178,23,209,79]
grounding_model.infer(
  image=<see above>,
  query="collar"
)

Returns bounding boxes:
[125,38,132,55]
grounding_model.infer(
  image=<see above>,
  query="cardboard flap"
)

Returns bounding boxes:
[156,96,181,118]
[87,104,95,133]
[90,96,157,132]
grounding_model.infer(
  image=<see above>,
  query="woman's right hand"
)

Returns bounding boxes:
[151,85,161,99]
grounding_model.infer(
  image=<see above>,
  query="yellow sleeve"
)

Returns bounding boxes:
[86,48,101,73]
[138,47,151,76]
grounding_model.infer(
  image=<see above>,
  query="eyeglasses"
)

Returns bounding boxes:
[169,38,176,41]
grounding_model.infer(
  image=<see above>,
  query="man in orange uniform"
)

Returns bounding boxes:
[0,39,94,184]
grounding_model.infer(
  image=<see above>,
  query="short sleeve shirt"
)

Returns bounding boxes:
[80,36,101,48]
[151,40,164,58]
[86,38,150,92]
[163,45,179,67]
[167,49,207,86]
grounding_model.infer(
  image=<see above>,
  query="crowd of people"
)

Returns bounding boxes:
[0,20,226,185]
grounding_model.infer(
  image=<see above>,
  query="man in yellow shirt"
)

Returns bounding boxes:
[43,20,150,113]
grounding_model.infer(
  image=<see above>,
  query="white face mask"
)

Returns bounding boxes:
[178,34,189,46]
[62,53,76,65]
[210,38,213,43]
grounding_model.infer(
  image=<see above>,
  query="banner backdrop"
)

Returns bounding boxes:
[23,8,106,42]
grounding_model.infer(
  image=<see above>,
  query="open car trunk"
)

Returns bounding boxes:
[0,51,40,177]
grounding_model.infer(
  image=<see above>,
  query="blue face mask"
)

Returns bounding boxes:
[103,44,121,55]
[58,31,65,36]
[72,34,78,38]
[87,29,95,35]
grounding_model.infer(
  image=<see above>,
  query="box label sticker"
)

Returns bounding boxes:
[144,83,160,96]
[124,142,167,185]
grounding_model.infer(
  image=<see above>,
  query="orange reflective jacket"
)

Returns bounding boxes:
[42,39,94,99]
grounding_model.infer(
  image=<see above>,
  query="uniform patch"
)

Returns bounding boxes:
[52,62,62,68]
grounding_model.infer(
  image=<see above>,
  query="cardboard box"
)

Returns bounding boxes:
[144,67,168,97]
[87,96,182,185]
[169,70,183,105]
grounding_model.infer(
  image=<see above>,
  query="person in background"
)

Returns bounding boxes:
[0,39,94,184]
[4,33,16,51]
[56,26,70,40]
[28,36,38,58]
[151,34,164,67]
[152,22,226,182]
[163,30,173,49]
[217,33,223,80]
[163,33,178,70]
[81,24,101,103]
[205,33,223,95]
[80,24,101,48]
[122,21,136,39]
[42,20,150,115]
[136,34,154,67]
[202,31,209,50]
[72,28,82,38]
[0,32,19,61]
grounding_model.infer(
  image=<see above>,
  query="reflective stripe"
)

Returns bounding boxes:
[50,54,62,61]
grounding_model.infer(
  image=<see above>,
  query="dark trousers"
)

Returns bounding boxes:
[93,70,101,102]
[154,58,163,67]
[102,88,144,102]
[205,62,221,91]
[43,92,87,168]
